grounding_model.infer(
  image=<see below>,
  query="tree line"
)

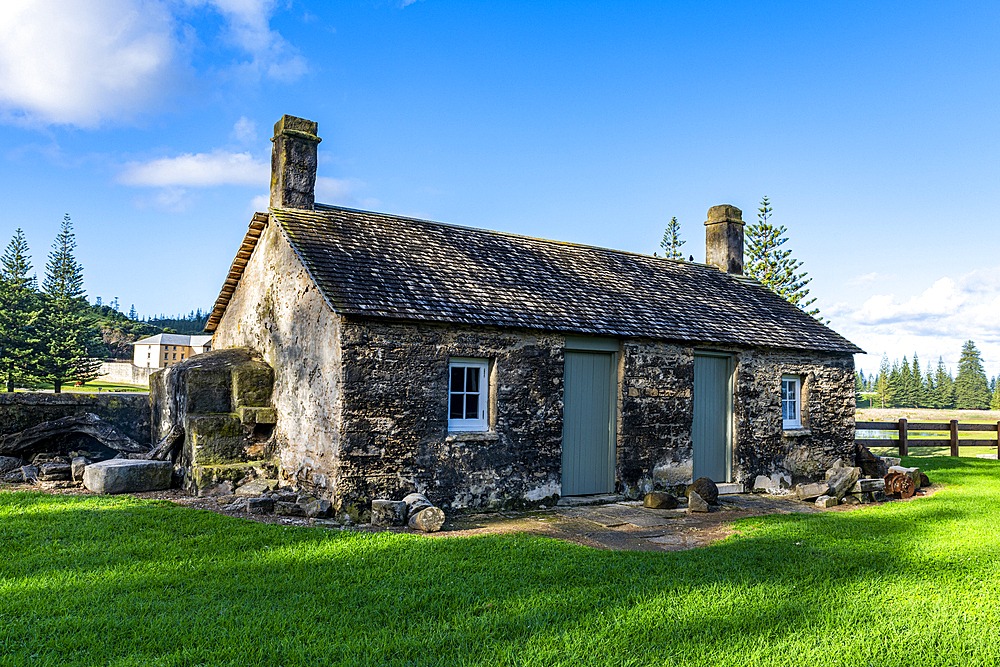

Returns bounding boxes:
[856,341,999,410]
[0,217,210,392]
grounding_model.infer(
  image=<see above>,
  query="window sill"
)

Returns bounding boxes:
[782,428,811,437]
[445,432,499,443]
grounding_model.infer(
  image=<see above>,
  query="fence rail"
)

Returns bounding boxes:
[856,419,1000,457]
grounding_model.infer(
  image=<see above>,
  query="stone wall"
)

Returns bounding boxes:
[211,219,343,492]
[98,361,155,387]
[616,343,855,496]
[0,392,151,445]
[337,319,564,510]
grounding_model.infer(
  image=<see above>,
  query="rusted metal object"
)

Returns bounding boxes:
[884,470,915,499]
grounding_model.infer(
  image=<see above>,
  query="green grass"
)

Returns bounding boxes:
[17,380,148,393]
[3,458,1000,666]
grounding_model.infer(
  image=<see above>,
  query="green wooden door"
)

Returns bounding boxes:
[562,351,615,496]
[692,353,732,483]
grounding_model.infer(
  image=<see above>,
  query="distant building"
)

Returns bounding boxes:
[132,333,213,368]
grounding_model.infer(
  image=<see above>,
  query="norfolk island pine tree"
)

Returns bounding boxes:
[0,230,43,391]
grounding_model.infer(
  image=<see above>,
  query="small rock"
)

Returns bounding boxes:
[687,477,719,505]
[215,494,238,505]
[247,496,274,514]
[644,492,678,509]
[224,497,248,511]
[371,499,408,526]
[796,482,828,501]
[687,491,710,513]
[71,457,88,482]
[815,495,839,508]
[20,465,39,483]
[408,506,446,532]
[304,499,333,518]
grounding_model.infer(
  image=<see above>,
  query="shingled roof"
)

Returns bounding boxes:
[207,204,861,354]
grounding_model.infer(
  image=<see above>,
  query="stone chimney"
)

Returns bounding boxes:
[704,204,744,274]
[270,115,321,210]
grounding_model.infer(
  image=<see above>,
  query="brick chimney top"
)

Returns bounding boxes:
[704,204,744,274]
[270,115,321,211]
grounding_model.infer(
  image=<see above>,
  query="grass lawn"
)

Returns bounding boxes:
[3,457,1000,666]
[19,381,148,394]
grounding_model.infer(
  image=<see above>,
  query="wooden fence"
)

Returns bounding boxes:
[856,420,1000,457]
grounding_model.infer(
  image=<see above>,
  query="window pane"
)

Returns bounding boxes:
[781,381,789,402]
[466,367,479,392]
[465,394,478,419]
[450,394,464,419]
[451,366,464,392]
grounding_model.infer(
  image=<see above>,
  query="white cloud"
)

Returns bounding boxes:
[831,266,1000,378]
[231,116,257,143]
[0,0,304,127]
[316,176,379,209]
[119,149,268,187]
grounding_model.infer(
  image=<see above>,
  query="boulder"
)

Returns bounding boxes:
[0,456,22,475]
[796,482,828,501]
[643,492,678,509]
[687,477,719,505]
[71,457,88,481]
[235,478,279,496]
[83,459,172,494]
[372,499,408,526]
[408,506,446,532]
[815,495,839,508]
[687,491,710,513]
[3,465,37,483]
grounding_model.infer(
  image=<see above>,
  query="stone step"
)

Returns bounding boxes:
[557,493,625,507]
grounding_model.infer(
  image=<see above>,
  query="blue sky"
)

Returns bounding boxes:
[2,1,999,377]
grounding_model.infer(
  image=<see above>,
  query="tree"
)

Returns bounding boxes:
[954,340,991,410]
[36,215,101,393]
[659,217,685,260]
[744,196,820,318]
[0,230,43,391]
[933,357,955,409]
[911,354,926,407]
[876,355,892,408]
[991,379,1000,411]
[898,356,913,408]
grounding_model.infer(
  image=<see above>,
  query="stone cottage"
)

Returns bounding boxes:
[202,114,862,510]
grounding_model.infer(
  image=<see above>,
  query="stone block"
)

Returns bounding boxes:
[826,467,860,499]
[842,494,861,505]
[815,495,839,508]
[232,361,274,408]
[83,459,172,494]
[238,406,277,426]
[796,482,828,501]
[687,491,709,513]
[643,492,678,509]
[187,462,265,496]
[235,478,279,496]
[247,496,274,514]
[185,414,245,465]
[184,368,233,415]
[372,499,408,526]
[753,473,792,494]
[408,506,446,532]
[851,478,885,494]
[275,501,307,517]
[304,498,333,518]
[71,457,88,481]
[38,462,72,481]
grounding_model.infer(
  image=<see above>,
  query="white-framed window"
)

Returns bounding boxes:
[781,375,802,429]
[448,358,489,431]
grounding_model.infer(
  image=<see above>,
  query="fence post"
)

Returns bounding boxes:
[950,419,959,457]
[996,421,999,460]
[898,418,907,457]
